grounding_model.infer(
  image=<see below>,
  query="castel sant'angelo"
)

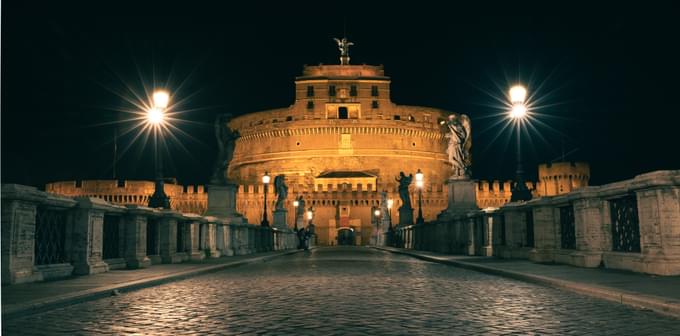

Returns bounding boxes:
[47,39,590,246]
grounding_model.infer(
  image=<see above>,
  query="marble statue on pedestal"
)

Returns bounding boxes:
[210,114,240,185]
[445,114,471,179]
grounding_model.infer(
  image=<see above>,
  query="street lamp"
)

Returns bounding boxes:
[261,172,271,226]
[387,198,394,229]
[415,169,424,225]
[147,90,171,209]
[293,199,299,230]
[509,85,532,202]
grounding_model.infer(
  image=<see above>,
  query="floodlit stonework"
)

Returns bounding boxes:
[45,62,589,246]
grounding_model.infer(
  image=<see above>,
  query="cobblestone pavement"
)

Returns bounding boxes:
[4,247,680,335]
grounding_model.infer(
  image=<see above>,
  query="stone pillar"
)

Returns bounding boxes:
[273,209,288,230]
[216,220,234,256]
[184,218,204,261]
[569,193,605,267]
[444,178,478,213]
[631,171,680,275]
[528,203,557,263]
[398,206,414,228]
[466,215,476,256]
[123,206,152,269]
[159,211,183,264]
[502,207,529,259]
[69,197,111,275]
[1,185,50,284]
[205,220,219,257]
[205,183,243,219]
[481,211,495,256]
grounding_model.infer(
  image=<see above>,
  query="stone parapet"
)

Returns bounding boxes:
[1,184,297,285]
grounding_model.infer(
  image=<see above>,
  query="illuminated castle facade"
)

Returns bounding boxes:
[46,47,590,246]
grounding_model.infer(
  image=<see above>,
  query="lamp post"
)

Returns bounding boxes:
[509,85,532,202]
[307,208,313,225]
[387,199,394,229]
[415,169,424,225]
[147,90,171,209]
[293,199,299,231]
[261,172,271,226]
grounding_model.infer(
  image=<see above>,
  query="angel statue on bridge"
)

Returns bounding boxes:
[445,114,472,178]
[274,174,288,210]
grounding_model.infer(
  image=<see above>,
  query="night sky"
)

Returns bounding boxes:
[3,3,679,189]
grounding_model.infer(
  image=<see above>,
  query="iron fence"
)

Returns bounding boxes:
[34,207,67,265]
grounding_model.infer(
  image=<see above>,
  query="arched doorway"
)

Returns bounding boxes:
[337,228,355,246]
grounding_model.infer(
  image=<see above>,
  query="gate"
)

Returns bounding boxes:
[560,205,576,249]
[34,207,67,265]
[610,195,641,253]
[147,218,159,256]
[103,215,121,259]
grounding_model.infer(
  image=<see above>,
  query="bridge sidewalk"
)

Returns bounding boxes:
[374,247,680,318]
[1,249,301,320]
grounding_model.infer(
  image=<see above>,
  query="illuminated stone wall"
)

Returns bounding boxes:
[45,180,207,215]
[45,64,590,246]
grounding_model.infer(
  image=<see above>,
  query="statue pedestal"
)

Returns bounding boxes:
[273,209,288,230]
[205,183,246,223]
[398,206,414,228]
[438,177,478,220]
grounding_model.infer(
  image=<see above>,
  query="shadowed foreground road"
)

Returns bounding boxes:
[4,247,680,335]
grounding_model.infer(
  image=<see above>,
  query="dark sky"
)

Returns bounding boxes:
[3,2,679,188]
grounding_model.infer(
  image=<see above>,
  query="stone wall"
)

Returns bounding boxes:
[1,184,297,285]
[396,170,680,276]
[46,177,562,246]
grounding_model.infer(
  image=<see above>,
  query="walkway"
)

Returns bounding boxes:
[3,247,680,335]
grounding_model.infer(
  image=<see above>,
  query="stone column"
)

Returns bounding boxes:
[183,216,204,261]
[273,209,288,231]
[216,220,234,256]
[123,206,152,269]
[398,206,414,228]
[69,197,113,275]
[159,210,183,264]
[502,206,529,259]
[528,202,557,263]
[205,220,219,257]
[1,185,51,284]
[205,183,243,218]
[236,224,249,255]
[631,171,680,275]
[571,192,606,267]
[481,211,495,256]
[466,215,476,256]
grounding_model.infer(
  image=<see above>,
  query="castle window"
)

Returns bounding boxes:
[393,115,401,120]
[307,86,314,97]
[329,85,336,97]
[372,100,379,109]
[371,85,379,97]
[117,179,125,187]
[307,101,314,109]
[408,115,415,122]
[286,116,293,121]
[338,106,348,119]
[350,85,357,97]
